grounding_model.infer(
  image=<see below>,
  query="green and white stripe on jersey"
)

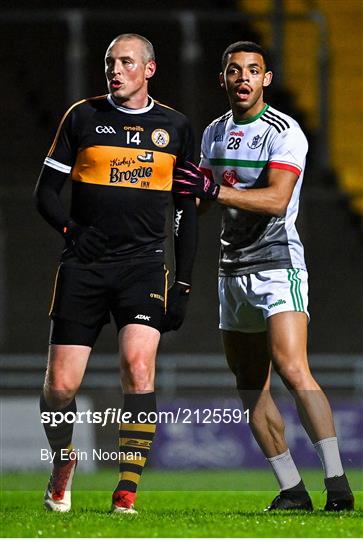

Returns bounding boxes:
[209,158,268,168]
[287,269,304,312]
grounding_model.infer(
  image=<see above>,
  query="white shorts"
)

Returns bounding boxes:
[219,268,309,333]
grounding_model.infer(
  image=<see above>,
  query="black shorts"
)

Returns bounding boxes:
[49,260,168,346]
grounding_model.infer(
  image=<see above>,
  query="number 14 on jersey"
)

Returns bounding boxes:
[126,132,141,145]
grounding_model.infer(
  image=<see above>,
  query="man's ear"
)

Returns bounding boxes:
[145,60,157,80]
[263,70,273,87]
[219,72,225,88]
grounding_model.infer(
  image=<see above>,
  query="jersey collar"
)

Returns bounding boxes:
[107,94,154,114]
[233,104,269,125]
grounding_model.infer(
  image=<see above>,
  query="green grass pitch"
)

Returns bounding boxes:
[1,469,362,538]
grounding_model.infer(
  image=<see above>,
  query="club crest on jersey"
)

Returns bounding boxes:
[247,134,263,149]
[222,170,239,187]
[151,129,170,148]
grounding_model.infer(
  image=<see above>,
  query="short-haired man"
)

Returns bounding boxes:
[35,33,197,514]
[173,41,354,512]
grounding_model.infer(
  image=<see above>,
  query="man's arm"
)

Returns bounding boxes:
[173,162,300,217]
[173,194,198,285]
[217,167,299,216]
[34,165,108,263]
[35,101,108,263]
[34,166,70,234]
[174,124,307,217]
[162,194,198,332]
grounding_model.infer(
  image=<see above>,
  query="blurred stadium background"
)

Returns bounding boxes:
[0,0,362,483]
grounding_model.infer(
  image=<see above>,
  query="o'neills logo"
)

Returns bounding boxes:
[230,130,244,137]
[110,166,152,184]
[123,125,144,132]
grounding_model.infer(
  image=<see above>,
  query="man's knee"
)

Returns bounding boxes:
[273,359,311,389]
[43,385,77,409]
[121,351,154,392]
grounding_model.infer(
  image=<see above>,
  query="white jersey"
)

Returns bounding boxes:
[200,104,308,276]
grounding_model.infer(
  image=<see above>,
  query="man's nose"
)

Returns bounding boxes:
[112,59,122,74]
[241,69,250,81]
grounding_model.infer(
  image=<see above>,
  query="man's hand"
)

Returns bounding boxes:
[172,161,220,200]
[162,282,191,332]
[63,221,108,263]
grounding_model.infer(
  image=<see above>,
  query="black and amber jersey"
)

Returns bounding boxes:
[43,94,194,262]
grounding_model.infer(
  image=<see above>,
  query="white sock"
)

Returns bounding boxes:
[313,437,344,478]
[267,449,301,491]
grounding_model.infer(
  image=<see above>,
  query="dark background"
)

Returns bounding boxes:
[0,0,362,357]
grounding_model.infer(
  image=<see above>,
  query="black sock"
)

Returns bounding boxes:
[40,392,76,464]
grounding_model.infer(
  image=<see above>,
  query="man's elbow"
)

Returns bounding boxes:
[272,206,286,218]
[270,198,289,217]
